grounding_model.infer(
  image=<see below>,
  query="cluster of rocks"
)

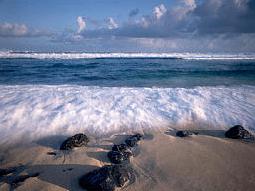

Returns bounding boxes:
[2,125,252,190]
[57,126,254,191]
[175,125,254,140]
[59,133,142,191]
[108,134,142,164]
[79,133,142,191]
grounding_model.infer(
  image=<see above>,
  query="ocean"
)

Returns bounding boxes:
[0,52,255,144]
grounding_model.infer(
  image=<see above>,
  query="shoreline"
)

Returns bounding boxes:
[1,129,255,191]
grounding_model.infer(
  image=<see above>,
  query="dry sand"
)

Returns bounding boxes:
[1,130,255,191]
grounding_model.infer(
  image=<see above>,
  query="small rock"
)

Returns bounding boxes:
[225,125,253,139]
[60,133,89,150]
[79,165,135,191]
[107,150,132,164]
[47,151,57,156]
[62,168,73,172]
[125,134,142,147]
[176,130,192,137]
[0,167,17,177]
[11,173,40,186]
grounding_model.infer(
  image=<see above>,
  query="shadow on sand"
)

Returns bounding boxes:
[35,135,68,150]
[28,164,98,191]
[86,151,110,163]
[0,161,101,190]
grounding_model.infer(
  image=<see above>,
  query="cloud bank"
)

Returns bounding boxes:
[78,0,254,37]
[2,0,255,52]
[0,22,51,38]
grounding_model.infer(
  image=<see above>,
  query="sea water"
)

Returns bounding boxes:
[0,52,255,144]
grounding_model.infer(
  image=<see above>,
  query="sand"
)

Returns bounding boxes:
[1,130,255,191]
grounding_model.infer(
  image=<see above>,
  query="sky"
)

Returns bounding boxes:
[0,0,255,52]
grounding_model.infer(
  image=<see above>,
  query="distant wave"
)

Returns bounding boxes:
[1,51,255,60]
[0,85,254,144]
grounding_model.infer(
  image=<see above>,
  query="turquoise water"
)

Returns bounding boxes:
[1,58,255,87]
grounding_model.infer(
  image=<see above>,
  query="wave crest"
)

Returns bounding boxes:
[1,51,255,60]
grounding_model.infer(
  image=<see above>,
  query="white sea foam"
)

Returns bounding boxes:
[0,85,254,144]
[1,51,255,60]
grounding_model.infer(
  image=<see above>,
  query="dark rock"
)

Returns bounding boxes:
[125,134,142,147]
[60,133,89,150]
[112,144,129,152]
[11,173,40,186]
[63,168,73,172]
[176,130,192,137]
[79,165,135,191]
[225,125,253,139]
[107,150,132,164]
[47,151,57,155]
[193,131,199,135]
[0,167,17,177]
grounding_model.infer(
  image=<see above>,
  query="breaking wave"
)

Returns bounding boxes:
[1,51,255,60]
[0,85,254,144]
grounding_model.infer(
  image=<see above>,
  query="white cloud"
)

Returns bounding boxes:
[77,16,86,33]
[0,23,28,37]
[153,4,167,20]
[107,17,118,30]
[234,0,249,9]
[183,0,196,9]
[170,0,197,21]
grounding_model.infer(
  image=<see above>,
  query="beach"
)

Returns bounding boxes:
[0,54,255,190]
[1,129,255,191]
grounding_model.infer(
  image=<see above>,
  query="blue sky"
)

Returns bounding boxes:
[0,0,171,30]
[0,0,255,52]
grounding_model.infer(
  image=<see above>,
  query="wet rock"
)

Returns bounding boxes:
[112,144,129,152]
[47,151,57,155]
[225,125,253,139]
[176,130,192,137]
[79,165,135,191]
[107,150,132,164]
[0,167,17,177]
[125,134,142,147]
[63,168,73,172]
[11,173,40,186]
[60,133,89,150]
